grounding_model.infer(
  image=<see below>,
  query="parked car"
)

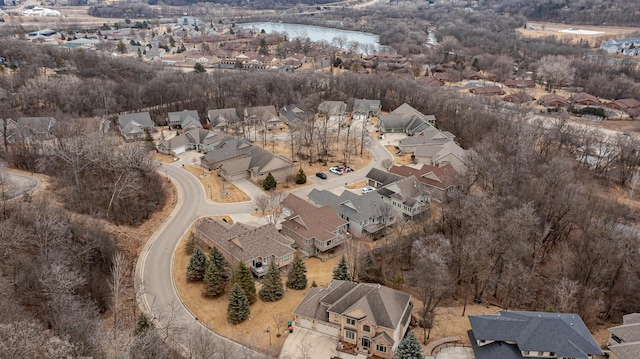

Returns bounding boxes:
[316,172,327,179]
[329,167,343,175]
[361,186,375,194]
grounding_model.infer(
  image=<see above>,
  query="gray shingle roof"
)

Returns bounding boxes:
[119,112,154,132]
[207,108,239,127]
[308,189,387,223]
[353,99,381,114]
[168,110,201,129]
[318,101,347,116]
[399,128,455,146]
[365,168,403,186]
[469,311,603,359]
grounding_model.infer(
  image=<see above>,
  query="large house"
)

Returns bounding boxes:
[118,112,155,141]
[608,313,640,359]
[365,169,431,219]
[539,94,569,108]
[352,99,382,122]
[207,108,240,133]
[469,85,505,96]
[293,280,413,359]
[389,164,459,203]
[244,105,283,130]
[279,103,310,126]
[397,129,467,174]
[157,129,228,155]
[571,92,600,106]
[318,101,348,124]
[194,218,295,277]
[280,194,350,260]
[468,311,603,359]
[607,98,640,118]
[200,137,294,183]
[378,103,435,135]
[308,189,395,238]
[167,110,202,130]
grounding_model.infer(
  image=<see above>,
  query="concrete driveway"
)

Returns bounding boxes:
[435,346,475,359]
[279,327,338,359]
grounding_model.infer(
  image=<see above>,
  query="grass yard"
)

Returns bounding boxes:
[384,145,414,166]
[182,165,250,203]
[174,233,341,354]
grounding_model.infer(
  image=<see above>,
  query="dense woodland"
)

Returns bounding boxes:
[1,0,640,355]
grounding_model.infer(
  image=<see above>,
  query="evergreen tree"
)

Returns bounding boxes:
[184,232,197,255]
[186,246,207,281]
[358,252,383,283]
[209,247,230,283]
[395,331,422,359]
[263,172,277,190]
[227,283,250,324]
[295,168,307,184]
[203,260,226,298]
[233,263,257,304]
[259,261,284,302]
[194,62,206,73]
[332,255,350,281]
[286,254,307,290]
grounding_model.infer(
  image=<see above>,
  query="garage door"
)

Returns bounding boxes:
[316,322,339,337]
[173,146,186,155]
[298,318,313,330]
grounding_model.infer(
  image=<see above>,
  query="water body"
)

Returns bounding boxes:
[237,22,390,54]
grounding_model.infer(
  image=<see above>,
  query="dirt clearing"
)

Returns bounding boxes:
[517,22,640,46]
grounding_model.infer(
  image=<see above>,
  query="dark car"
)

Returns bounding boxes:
[316,172,327,179]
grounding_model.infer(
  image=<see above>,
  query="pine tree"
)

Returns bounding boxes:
[395,331,422,359]
[295,168,307,184]
[262,172,277,190]
[209,247,230,283]
[186,246,207,281]
[203,260,226,298]
[259,261,284,302]
[332,255,350,281]
[227,283,250,324]
[233,263,257,304]
[286,254,307,290]
[358,252,383,283]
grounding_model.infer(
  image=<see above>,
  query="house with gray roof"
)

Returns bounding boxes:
[390,163,459,203]
[376,175,431,219]
[378,103,436,135]
[468,311,603,359]
[365,168,403,188]
[118,112,155,141]
[608,313,640,359]
[167,110,202,130]
[207,108,240,133]
[279,103,310,126]
[308,189,395,238]
[352,99,382,123]
[398,127,455,154]
[293,280,413,358]
[318,101,347,124]
[200,138,294,184]
[244,105,283,130]
[280,194,350,260]
[157,129,228,155]
[413,141,467,174]
[195,218,294,277]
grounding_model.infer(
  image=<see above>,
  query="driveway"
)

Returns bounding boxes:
[434,346,475,359]
[279,327,338,359]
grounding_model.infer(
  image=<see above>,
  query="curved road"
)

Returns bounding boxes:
[135,137,392,357]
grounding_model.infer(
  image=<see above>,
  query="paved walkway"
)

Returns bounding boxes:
[279,327,338,359]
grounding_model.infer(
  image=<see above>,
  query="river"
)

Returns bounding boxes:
[237,22,390,54]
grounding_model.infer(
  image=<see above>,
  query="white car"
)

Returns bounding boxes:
[329,167,343,175]
[361,186,375,194]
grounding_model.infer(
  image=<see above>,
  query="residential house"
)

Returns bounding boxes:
[280,194,350,260]
[375,175,431,219]
[504,79,536,88]
[292,280,413,358]
[503,92,534,104]
[365,168,403,188]
[469,85,505,96]
[200,137,294,183]
[538,94,569,107]
[607,98,640,118]
[244,105,283,130]
[398,127,456,154]
[167,110,202,130]
[194,218,294,277]
[608,313,640,359]
[118,112,155,141]
[468,311,603,359]
[571,92,601,106]
[177,16,202,27]
[414,141,467,174]
[308,189,395,238]
[279,103,310,127]
[318,101,348,124]
[207,108,240,133]
[378,103,436,135]
[418,76,445,87]
[157,129,228,155]
[389,163,459,203]
[352,99,382,123]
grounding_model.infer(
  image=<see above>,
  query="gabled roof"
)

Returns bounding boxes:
[414,141,467,164]
[308,189,387,223]
[469,311,603,359]
[378,103,435,134]
[201,137,254,164]
[608,312,640,359]
[539,94,569,106]
[469,86,504,95]
[158,129,227,151]
[279,103,309,124]
[196,218,294,264]
[365,168,403,186]
[353,99,381,114]
[609,98,640,110]
[245,105,279,122]
[389,164,459,191]
[503,92,534,103]
[118,112,154,134]
[571,92,600,105]
[399,127,455,147]
[168,110,201,129]
[207,108,239,127]
[201,138,293,174]
[318,101,347,116]
[377,175,430,207]
[280,194,348,242]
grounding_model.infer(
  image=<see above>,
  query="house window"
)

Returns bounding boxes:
[523,351,529,355]
[326,240,332,247]
[346,318,356,326]
[538,352,544,356]
[361,337,370,349]
[283,254,291,262]
[345,329,355,340]
[376,344,387,353]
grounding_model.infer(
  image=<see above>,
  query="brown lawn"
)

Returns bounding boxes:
[154,152,178,163]
[182,165,250,203]
[385,145,414,166]
[174,234,342,353]
[516,22,640,46]
[345,179,367,189]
